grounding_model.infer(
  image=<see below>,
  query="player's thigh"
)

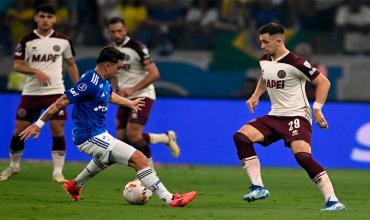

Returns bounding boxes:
[237,124,264,142]
[291,140,311,154]
[14,120,33,135]
[49,120,65,136]
[126,122,145,141]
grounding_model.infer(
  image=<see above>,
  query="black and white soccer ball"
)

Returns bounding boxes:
[123,180,152,205]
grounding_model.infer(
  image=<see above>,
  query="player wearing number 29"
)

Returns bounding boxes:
[233,23,345,211]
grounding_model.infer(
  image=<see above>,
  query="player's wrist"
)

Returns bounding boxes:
[313,102,324,110]
[34,119,45,129]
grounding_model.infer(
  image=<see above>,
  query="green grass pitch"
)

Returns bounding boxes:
[0,161,369,220]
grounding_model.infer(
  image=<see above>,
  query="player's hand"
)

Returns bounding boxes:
[130,97,145,113]
[34,70,51,86]
[313,109,329,129]
[246,95,259,113]
[119,87,136,97]
[19,124,41,141]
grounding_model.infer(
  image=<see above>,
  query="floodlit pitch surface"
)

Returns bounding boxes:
[0,161,368,220]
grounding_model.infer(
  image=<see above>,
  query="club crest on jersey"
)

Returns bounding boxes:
[277,70,286,79]
[53,45,61,52]
[77,83,87,91]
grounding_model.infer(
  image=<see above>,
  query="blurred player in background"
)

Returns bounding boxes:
[107,17,180,172]
[233,23,345,211]
[19,47,196,207]
[0,4,79,183]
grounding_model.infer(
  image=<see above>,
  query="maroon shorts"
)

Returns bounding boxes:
[116,97,154,129]
[248,115,312,147]
[16,94,67,122]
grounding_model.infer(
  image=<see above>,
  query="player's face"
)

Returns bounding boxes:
[106,60,124,79]
[259,33,280,54]
[34,12,56,31]
[108,22,128,45]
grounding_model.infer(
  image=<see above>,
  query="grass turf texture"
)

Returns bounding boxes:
[0,161,369,220]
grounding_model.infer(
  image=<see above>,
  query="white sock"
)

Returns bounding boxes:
[149,133,169,144]
[10,151,22,169]
[75,158,107,188]
[241,156,264,187]
[148,157,157,176]
[313,171,338,202]
[52,151,65,175]
[137,167,173,204]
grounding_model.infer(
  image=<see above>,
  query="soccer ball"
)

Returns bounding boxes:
[123,180,153,205]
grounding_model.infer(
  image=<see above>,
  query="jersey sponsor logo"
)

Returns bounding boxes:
[53,45,61,52]
[94,105,108,112]
[277,70,286,79]
[31,54,60,62]
[303,60,312,68]
[77,83,87,91]
[309,67,317,75]
[264,79,285,89]
[69,88,79,96]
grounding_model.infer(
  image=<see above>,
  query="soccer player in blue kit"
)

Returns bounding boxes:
[19,47,196,207]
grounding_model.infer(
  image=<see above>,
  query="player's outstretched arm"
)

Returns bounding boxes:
[246,77,266,113]
[110,92,145,112]
[311,74,331,129]
[19,95,71,140]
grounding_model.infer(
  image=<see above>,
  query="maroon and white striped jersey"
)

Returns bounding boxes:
[14,30,75,95]
[259,51,320,123]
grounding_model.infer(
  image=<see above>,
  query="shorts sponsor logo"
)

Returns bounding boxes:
[77,83,87,91]
[277,70,286,79]
[132,112,138,119]
[53,45,61,52]
[17,108,27,118]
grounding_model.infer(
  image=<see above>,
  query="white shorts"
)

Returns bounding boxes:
[77,131,136,165]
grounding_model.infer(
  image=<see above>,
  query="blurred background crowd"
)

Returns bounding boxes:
[1,0,370,101]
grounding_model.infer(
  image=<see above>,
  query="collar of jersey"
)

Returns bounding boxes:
[117,36,130,47]
[271,50,290,62]
[33,29,55,39]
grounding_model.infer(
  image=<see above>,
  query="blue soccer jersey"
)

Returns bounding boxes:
[65,70,112,145]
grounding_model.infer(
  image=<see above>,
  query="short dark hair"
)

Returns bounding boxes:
[96,47,125,64]
[36,4,56,15]
[108,17,125,26]
[258,23,285,35]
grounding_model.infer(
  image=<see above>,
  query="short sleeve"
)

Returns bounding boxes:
[137,43,153,66]
[295,58,320,81]
[14,38,27,60]
[65,77,98,103]
[62,40,75,59]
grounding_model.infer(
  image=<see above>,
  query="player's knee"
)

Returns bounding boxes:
[129,150,149,171]
[294,152,324,179]
[10,135,25,153]
[52,136,66,151]
[233,132,256,160]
